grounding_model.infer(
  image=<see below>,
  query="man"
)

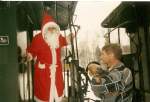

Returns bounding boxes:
[88,44,133,102]
[27,11,74,102]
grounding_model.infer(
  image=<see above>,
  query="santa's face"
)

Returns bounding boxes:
[44,27,59,48]
[47,27,57,34]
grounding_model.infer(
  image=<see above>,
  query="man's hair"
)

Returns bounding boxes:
[102,44,122,60]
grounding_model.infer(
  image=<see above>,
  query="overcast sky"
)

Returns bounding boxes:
[74,1,122,49]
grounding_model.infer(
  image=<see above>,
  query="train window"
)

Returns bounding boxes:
[120,28,131,54]
[110,28,119,43]
[109,28,131,54]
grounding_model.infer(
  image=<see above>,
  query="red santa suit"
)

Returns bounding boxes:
[27,12,67,102]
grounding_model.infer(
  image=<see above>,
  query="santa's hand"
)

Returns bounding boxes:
[66,33,76,44]
[26,52,33,61]
[70,33,76,38]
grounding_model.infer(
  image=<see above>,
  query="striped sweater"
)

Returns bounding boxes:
[91,62,133,102]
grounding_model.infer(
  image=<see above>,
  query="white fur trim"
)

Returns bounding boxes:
[42,22,60,38]
[34,96,47,102]
[38,61,45,69]
[49,47,58,102]
[54,86,63,102]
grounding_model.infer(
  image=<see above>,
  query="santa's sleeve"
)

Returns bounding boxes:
[26,36,38,58]
[59,34,67,47]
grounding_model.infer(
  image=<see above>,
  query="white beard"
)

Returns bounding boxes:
[44,32,59,49]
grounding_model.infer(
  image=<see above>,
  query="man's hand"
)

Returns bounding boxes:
[66,33,75,44]
[92,75,101,84]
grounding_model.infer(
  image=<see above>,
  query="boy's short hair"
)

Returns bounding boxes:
[102,44,122,60]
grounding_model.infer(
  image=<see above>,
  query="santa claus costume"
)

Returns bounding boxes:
[27,12,67,102]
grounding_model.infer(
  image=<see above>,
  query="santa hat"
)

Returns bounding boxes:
[41,11,60,36]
